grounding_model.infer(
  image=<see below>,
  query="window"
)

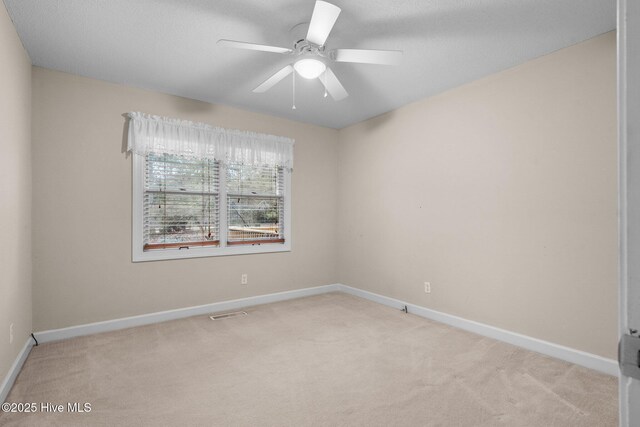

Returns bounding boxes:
[128,112,293,262]
[133,155,291,261]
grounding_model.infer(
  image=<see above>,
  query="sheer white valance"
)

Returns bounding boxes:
[126,112,294,170]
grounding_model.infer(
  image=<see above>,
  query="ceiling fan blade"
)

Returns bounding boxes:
[253,65,294,93]
[318,67,348,101]
[331,49,403,65]
[306,1,341,46]
[217,39,292,54]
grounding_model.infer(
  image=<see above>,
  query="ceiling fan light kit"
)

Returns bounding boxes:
[218,0,402,106]
[294,58,326,79]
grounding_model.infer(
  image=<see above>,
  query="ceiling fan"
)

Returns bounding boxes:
[217,0,402,103]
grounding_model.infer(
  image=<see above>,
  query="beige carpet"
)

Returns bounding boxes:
[1,292,617,426]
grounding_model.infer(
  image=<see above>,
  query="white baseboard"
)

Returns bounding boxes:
[34,284,340,344]
[1,338,34,403]
[337,284,619,377]
[31,282,617,378]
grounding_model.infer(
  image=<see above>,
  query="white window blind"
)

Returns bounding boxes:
[226,164,285,244]
[144,153,220,249]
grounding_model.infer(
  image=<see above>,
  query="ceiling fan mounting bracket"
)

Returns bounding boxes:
[289,21,310,39]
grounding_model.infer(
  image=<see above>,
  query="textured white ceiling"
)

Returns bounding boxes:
[4,0,615,128]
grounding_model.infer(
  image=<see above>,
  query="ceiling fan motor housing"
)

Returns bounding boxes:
[294,39,327,58]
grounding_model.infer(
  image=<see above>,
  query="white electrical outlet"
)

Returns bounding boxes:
[424,282,431,294]
[241,274,248,285]
[9,323,14,344]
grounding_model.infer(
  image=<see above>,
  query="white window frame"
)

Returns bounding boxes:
[132,153,292,262]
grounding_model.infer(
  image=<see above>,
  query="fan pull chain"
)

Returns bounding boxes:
[323,69,328,98]
[292,71,296,110]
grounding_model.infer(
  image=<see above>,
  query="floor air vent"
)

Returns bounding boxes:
[209,311,248,320]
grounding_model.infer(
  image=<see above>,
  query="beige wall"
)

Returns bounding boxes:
[0,5,32,381]
[337,32,618,359]
[31,68,338,331]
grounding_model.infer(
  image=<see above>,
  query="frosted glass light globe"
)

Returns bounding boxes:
[294,58,326,79]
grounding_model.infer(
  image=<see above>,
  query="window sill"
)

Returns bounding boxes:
[132,241,291,262]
